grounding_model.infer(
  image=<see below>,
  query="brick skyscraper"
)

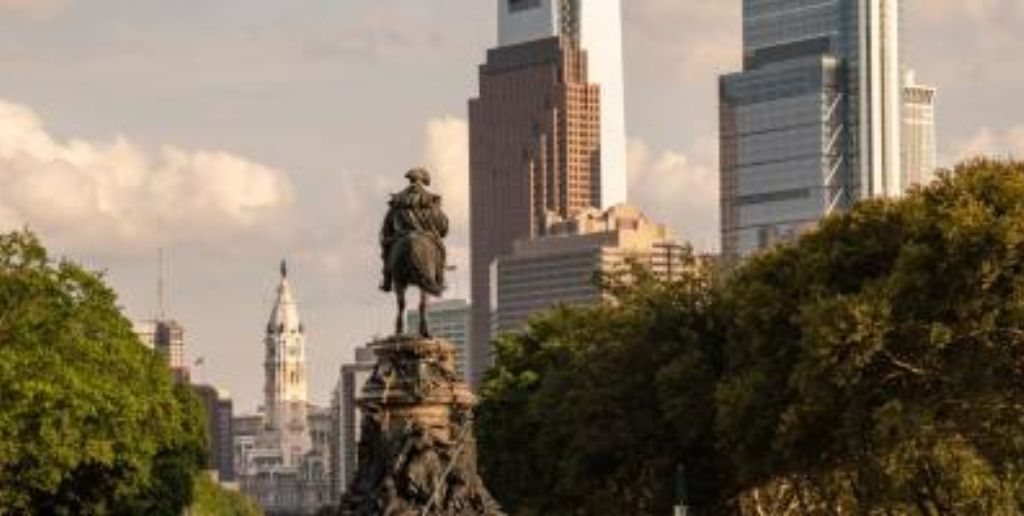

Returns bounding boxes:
[468,34,602,386]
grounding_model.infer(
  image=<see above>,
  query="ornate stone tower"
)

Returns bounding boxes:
[262,260,312,467]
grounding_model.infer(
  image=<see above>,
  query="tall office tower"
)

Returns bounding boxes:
[135,319,189,383]
[498,0,628,208]
[261,260,311,467]
[470,0,626,386]
[405,299,471,378]
[191,384,235,482]
[720,0,912,262]
[495,204,685,334]
[330,346,375,499]
[902,71,937,189]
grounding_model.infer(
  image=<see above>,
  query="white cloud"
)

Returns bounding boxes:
[0,98,294,254]
[624,0,740,84]
[300,3,452,62]
[949,125,1024,163]
[0,0,69,19]
[920,0,1018,24]
[298,115,471,297]
[422,115,470,295]
[627,138,719,252]
[422,116,468,237]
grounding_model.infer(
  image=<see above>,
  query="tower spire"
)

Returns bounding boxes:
[261,259,310,465]
[158,248,166,319]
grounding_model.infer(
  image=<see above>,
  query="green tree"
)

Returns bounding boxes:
[716,159,1024,513]
[191,473,262,516]
[0,231,207,514]
[479,159,1024,514]
[478,255,726,514]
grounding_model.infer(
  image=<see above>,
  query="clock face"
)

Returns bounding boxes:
[288,345,300,357]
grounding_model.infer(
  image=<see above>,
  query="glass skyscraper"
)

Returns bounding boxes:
[720,0,932,261]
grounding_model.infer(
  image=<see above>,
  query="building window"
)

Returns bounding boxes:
[509,0,541,13]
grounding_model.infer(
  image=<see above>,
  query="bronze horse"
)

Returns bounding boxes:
[379,167,448,337]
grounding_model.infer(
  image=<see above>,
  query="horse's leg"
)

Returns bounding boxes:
[419,289,430,338]
[395,286,406,336]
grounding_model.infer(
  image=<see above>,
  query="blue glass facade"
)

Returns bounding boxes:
[721,0,905,261]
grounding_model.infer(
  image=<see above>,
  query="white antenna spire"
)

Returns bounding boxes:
[158,248,166,319]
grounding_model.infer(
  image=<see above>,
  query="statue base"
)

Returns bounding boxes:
[337,335,503,516]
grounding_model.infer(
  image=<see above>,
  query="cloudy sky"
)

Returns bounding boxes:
[0,0,1021,411]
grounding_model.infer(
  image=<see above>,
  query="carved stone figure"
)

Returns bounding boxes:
[337,337,504,516]
[380,167,449,338]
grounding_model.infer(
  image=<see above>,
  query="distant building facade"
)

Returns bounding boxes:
[330,345,376,500]
[192,384,235,483]
[135,319,189,383]
[469,33,603,386]
[495,204,685,334]
[233,414,263,480]
[406,299,471,378]
[902,72,938,189]
[498,0,628,208]
[235,263,331,515]
[720,0,937,262]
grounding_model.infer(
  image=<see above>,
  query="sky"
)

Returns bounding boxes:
[0,0,1021,411]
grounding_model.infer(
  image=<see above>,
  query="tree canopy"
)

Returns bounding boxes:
[478,159,1024,514]
[478,252,725,514]
[191,473,262,516]
[0,231,207,514]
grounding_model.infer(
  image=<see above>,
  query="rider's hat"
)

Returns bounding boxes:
[405,167,431,186]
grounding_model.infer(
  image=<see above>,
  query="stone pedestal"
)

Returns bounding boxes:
[339,336,503,516]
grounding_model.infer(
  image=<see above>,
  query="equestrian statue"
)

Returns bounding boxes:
[335,166,502,516]
[380,167,448,337]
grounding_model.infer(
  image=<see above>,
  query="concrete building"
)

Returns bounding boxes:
[236,262,331,515]
[239,447,330,515]
[495,204,685,334]
[192,384,235,483]
[472,0,630,385]
[233,414,263,481]
[405,299,471,378]
[135,319,189,383]
[902,71,938,189]
[133,321,157,350]
[720,0,934,262]
[330,346,376,500]
[308,407,332,463]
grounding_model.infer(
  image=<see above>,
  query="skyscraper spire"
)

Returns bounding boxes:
[157,247,166,319]
[280,259,288,279]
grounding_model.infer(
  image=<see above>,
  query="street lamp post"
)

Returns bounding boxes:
[674,463,691,516]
